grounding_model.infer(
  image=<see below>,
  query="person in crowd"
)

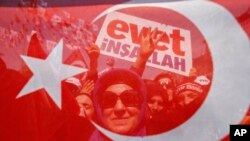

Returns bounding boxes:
[89,69,147,141]
[75,79,95,119]
[144,80,174,134]
[59,43,100,141]
[174,81,204,107]
[170,80,205,126]
[72,43,100,119]
[154,72,176,103]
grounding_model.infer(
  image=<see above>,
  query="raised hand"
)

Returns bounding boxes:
[85,43,100,62]
[85,44,100,70]
[132,27,164,74]
[139,27,164,60]
[80,79,95,95]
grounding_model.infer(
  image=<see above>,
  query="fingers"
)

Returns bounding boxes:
[83,79,93,86]
[85,44,99,50]
[155,31,165,43]
[87,50,99,54]
[85,79,94,91]
[80,79,94,94]
[151,27,164,42]
[150,27,165,46]
[90,44,99,49]
[84,43,94,51]
[84,44,100,54]
[147,27,151,37]
[151,27,158,39]
[141,27,149,41]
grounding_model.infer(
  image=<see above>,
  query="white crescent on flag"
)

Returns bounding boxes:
[92,1,250,140]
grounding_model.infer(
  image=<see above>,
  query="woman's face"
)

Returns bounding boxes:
[101,84,141,135]
[177,90,199,106]
[148,95,164,115]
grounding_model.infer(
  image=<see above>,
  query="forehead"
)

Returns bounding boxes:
[158,77,172,82]
[150,95,163,101]
[105,83,133,95]
[76,95,92,103]
[179,90,199,97]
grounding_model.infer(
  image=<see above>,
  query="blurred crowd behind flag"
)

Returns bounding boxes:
[0,0,250,141]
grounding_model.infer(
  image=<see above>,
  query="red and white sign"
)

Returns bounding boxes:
[96,11,192,76]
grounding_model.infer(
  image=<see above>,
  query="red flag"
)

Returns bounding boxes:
[0,1,250,141]
[27,33,47,59]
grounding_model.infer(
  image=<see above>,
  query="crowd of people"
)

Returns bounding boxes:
[0,26,249,140]
[64,28,213,140]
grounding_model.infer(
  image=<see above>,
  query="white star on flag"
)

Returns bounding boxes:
[16,39,87,109]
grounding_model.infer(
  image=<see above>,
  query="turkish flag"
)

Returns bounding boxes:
[0,6,96,140]
[0,28,92,141]
[0,0,250,141]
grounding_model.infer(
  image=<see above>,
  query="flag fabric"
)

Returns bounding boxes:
[0,0,250,141]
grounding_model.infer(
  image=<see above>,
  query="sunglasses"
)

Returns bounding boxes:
[100,90,142,109]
